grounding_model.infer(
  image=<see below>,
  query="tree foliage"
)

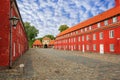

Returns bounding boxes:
[58,24,69,32]
[24,22,39,47]
[43,34,55,40]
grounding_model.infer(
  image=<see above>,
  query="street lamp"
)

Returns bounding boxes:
[10,16,19,27]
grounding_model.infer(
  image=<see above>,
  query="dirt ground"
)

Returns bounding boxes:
[0,48,120,80]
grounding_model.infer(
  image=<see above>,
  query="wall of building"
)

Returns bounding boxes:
[55,15,120,54]
[0,0,28,66]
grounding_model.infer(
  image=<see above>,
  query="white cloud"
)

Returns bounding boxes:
[17,0,114,38]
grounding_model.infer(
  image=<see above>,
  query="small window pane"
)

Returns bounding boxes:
[110,44,114,52]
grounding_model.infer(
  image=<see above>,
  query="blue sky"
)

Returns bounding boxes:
[17,0,115,38]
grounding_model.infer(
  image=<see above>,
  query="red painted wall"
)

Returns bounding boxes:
[0,0,28,67]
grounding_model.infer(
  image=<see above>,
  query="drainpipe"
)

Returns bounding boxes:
[9,0,13,69]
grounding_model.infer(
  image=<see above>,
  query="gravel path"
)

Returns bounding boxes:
[0,48,120,80]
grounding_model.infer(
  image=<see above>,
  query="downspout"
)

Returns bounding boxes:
[9,0,13,69]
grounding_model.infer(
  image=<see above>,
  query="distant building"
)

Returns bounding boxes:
[55,0,120,54]
[32,40,42,48]
[42,37,51,48]
[0,0,28,67]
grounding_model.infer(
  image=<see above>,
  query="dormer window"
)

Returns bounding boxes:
[104,20,108,26]
[89,26,92,30]
[85,28,87,32]
[97,23,101,28]
[112,16,117,23]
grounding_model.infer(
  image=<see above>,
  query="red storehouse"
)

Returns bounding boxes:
[0,0,28,67]
[55,0,120,54]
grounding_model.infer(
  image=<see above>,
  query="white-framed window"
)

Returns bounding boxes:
[78,36,81,42]
[85,28,87,32]
[81,29,83,32]
[99,32,103,40]
[82,36,84,41]
[93,44,96,50]
[110,44,114,52]
[104,20,108,26]
[112,16,117,23]
[74,37,76,42]
[13,43,16,57]
[93,34,96,40]
[97,23,101,28]
[69,38,70,43]
[76,31,78,34]
[86,45,89,50]
[109,30,114,38]
[86,35,89,41]
[89,26,92,30]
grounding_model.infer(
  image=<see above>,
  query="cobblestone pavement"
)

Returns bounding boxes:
[0,48,120,80]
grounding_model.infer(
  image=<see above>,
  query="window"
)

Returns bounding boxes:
[89,26,92,30]
[99,32,103,40]
[85,28,87,31]
[109,30,114,38]
[93,44,96,50]
[74,37,76,42]
[82,36,84,41]
[112,17,117,23]
[93,34,96,40]
[81,29,83,32]
[76,31,78,34]
[97,23,101,28]
[86,45,89,50]
[104,20,108,25]
[78,36,81,42]
[110,44,114,52]
[86,35,89,41]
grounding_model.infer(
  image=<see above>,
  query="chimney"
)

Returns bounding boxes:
[115,0,120,7]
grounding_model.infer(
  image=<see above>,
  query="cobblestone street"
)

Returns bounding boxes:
[0,48,120,80]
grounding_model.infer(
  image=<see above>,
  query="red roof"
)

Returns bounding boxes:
[33,40,42,46]
[49,40,55,45]
[57,6,120,37]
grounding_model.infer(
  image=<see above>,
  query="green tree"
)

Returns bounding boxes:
[43,34,55,40]
[58,24,69,32]
[24,22,39,47]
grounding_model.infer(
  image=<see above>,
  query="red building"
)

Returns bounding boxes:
[55,0,120,54]
[0,0,28,67]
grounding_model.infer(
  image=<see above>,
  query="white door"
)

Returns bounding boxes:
[82,45,85,52]
[100,44,104,54]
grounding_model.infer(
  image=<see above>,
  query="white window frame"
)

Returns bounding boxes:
[93,34,96,40]
[97,23,101,28]
[82,36,84,41]
[93,44,96,51]
[109,30,114,38]
[85,28,87,32]
[89,26,92,30]
[86,35,89,41]
[99,32,103,40]
[104,20,108,26]
[78,36,81,42]
[112,17,117,23]
[110,44,114,52]
[86,45,89,50]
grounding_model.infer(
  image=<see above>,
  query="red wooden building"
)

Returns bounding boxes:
[0,0,28,67]
[55,0,120,54]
